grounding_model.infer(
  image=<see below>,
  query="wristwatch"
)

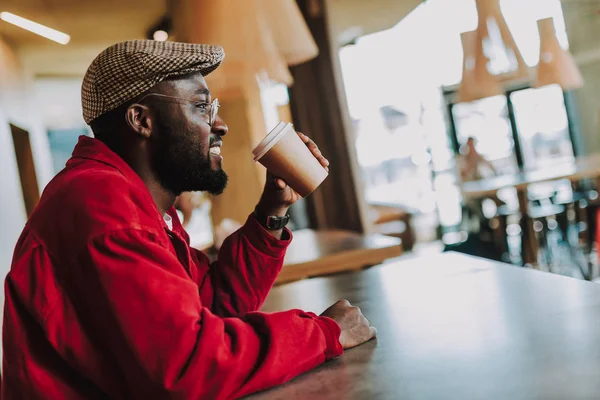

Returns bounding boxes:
[253,209,290,230]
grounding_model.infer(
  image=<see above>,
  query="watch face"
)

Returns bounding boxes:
[266,215,289,230]
[254,211,290,230]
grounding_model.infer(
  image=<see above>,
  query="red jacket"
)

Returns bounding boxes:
[2,136,343,399]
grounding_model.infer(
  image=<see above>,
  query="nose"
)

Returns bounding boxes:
[211,114,228,137]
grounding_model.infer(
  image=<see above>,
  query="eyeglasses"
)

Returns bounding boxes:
[138,93,220,126]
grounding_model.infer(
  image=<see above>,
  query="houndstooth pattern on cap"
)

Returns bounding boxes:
[81,40,225,124]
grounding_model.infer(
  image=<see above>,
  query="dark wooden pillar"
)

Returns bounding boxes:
[288,0,365,232]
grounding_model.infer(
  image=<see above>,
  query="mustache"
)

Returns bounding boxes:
[209,135,222,147]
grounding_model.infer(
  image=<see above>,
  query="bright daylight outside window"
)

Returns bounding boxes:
[339,0,570,238]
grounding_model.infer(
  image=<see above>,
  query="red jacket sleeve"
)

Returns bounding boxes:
[202,214,291,317]
[69,228,343,399]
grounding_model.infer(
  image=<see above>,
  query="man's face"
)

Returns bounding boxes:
[145,72,228,196]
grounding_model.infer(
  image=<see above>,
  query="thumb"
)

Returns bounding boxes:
[274,178,287,190]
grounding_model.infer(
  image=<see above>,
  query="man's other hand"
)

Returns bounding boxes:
[320,299,377,349]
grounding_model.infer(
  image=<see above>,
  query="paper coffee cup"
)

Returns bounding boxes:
[252,122,328,198]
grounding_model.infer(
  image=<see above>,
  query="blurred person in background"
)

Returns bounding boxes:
[458,136,497,182]
[451,137,506,261]
[457,135,504,217]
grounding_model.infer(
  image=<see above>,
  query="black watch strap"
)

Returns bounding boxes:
[254,210,290,230]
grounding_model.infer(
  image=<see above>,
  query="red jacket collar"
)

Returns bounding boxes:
[69,135,174,231]
[70,135,141,182]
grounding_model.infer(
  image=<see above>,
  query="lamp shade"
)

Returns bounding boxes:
[534,17,583,90]
[260,0,319,66]
[173,0,292,93]
[473,0,529,81]
[458,30,503,103]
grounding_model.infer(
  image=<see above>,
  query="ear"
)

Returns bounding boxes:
[125,104,153,139]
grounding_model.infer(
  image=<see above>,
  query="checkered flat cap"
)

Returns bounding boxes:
[82,40,225,124]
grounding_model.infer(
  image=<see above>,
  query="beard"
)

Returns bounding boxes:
[152,117,228,196]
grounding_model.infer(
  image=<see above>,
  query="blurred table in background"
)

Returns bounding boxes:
[461,154,600,265]
[461,154,600,200]
[250,252,600,399]
[278,229,402,284]
[367,201,416,252]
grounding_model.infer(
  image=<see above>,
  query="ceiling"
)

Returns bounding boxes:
[0,0,166,76]
[328,0,423,46]
[0,0,166,46]
[0,0,420,77]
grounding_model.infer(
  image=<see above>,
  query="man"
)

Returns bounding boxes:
[2,40,376,399]
[458,136,497,182]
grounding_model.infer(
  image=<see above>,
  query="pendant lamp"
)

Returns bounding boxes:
[458,30,503,103]
[260,0,319,66]
[473,0,529,81]
[534,17,583,90]
[173,0,292,94]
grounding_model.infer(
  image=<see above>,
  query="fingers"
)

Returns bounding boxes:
[351,304,376,338]
[262,173,302,206]
[275,178,287,190]
[313,148,329,172]
[265,172,287,190]
[337,299,351,307]
[297,131,310,144]
[307,142,330,170]
[341,318,377,349]
[368,325,377,339]
[297,131,330,172]
[359,314,370,326]
[323,299,376,349]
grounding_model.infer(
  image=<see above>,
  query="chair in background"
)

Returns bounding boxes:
[527,203,565,272]
[368,203,415,252]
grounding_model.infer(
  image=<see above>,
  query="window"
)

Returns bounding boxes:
[451,95,519,175]
[338,0,572,241]
[510,85,574,169]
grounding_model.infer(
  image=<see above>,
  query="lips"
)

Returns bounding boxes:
[209,140,222,157]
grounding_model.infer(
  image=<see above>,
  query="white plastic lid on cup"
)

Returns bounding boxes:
[252,121,294,162]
